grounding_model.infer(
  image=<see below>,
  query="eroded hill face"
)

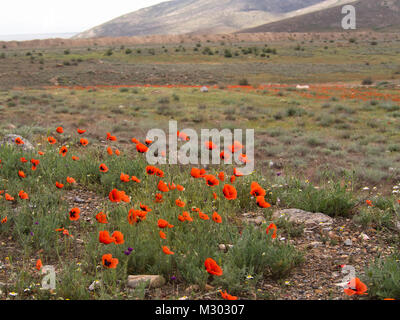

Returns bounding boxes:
[73,0,355,38]
[239,0,400,33]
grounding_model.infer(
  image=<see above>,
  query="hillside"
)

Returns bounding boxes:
[73,0,355,38]
[239,0,400,33]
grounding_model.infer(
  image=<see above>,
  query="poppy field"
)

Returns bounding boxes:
[1,34,400,300]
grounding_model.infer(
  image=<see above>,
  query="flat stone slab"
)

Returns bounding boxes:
[272,208,333,225]
[127,275,166,289]
[0,134,34,152]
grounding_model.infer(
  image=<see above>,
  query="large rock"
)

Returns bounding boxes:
[0,134,34,152]
[272,208,333,225]
[127,275,166,289]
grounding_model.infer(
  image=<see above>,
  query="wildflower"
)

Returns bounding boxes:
[191,167,206,178]
[20,157,28,163]
[136,143,148,153]
[204,174,220,187]
[115,149,121,156]
[266,223,277,239]
[220,290,238,300]
[220,151,230,161]
[56,127,64,134]
[131,176,141,183]
[158,180,169,192]
[366,200,374,207]
[199,212,210,220]
[18,170,26,178]
[250,182,266,197]
[106,132,117,141]
[223,184,237,200]
[158,219,173,229]
[154,193,163,203]
[176,184,185,191]
[256,196,271,208]
[72,156,79,161]
[230,175,236,183]
[59,146,68,157]
[96,212,108,224]
[68,208,80,221]
[55,181,64,189]
[175,199,185,207]
[212,212,222,223]
[66,177,76,184]
[159,230,167,239]
[15,137,24,145]
[99,231,116,244]
[1,216,7,224]
[99,163,109,173]
[102,254,118,269]
[344,278,368,296]
[5,193,15,201]
[120,173,130,182]
[204,141,217,150]
[107,147,113,155]
[18,190,29,200]
[47,136,57,145]
[79,138,89,146]
[77,129,86,134]
[112,231,124,245]
[162,246,174,255]
[218,172,225,181]
[204,258,223,276]
[36,259,43,271]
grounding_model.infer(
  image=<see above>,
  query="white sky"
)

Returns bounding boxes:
[0,0,167,35]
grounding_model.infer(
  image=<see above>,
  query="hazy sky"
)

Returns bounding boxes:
[0,0,167,35]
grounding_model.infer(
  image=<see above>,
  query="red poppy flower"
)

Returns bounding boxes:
[59,146,68,157]
[344,278,368,296]
[5,193,14,201]
[79,138,89,146]
[177,131,189,141]
[115,149,121,156]
[56,182,64,189]
[366,200,373,207]
[99,231,116,244]
[213,192,218,200]
[18,170,26,178]
[120,173,130,182]
[146,166,156,175]
[69,208,80,221]
[212,212,222,223]
[204,175,220,187]
[107,147,113,155]
[131,176,141,183]
[96,212,108,224]
[15,137,24,145]
[220,290,238,300]
[256,196,271,209]
[168,182,176,190]
[155,168,164,178]
[139,203,152,212]
[109,189,122,202]
[72,156,79,161]
[218,172,225,181]
[230,175,236,183]
[266,223,277,239]
[99,163,109,173]
[250,182,266,197]
[112,231,124,245]
[199,212,210,220]
[145,139,153,146]
[191,167,206,178]
[159,231,167,239]
[162,246,174,255]
[233,168,244,177]
[18,190,29,200]
[38,151,44,156]
[47,136,57,145]
[204,258,223,276]
[136,143,149,153]
[66,177,76,184]
[56,127,64,134]
[154,193,163,203]
[175,199,185,208]
[1,216,7,224]
[102,254,118,269]
[36,259,43,271]
[20,157,28,163]
[131,138,139,144]
[77,129,86,134]
[223,184,237,200]
[158,219,173,229]
[158,180,169,193]
[177,184,185,191]
[220,151,230,161]
[228,141,243,153]
[106,132,117,141]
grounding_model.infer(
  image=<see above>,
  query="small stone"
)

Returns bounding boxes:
[308,241,323,249]
[218,244,226,252]
[344,239,353,246]
[74,196,85,204]
[127,275,165,289]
